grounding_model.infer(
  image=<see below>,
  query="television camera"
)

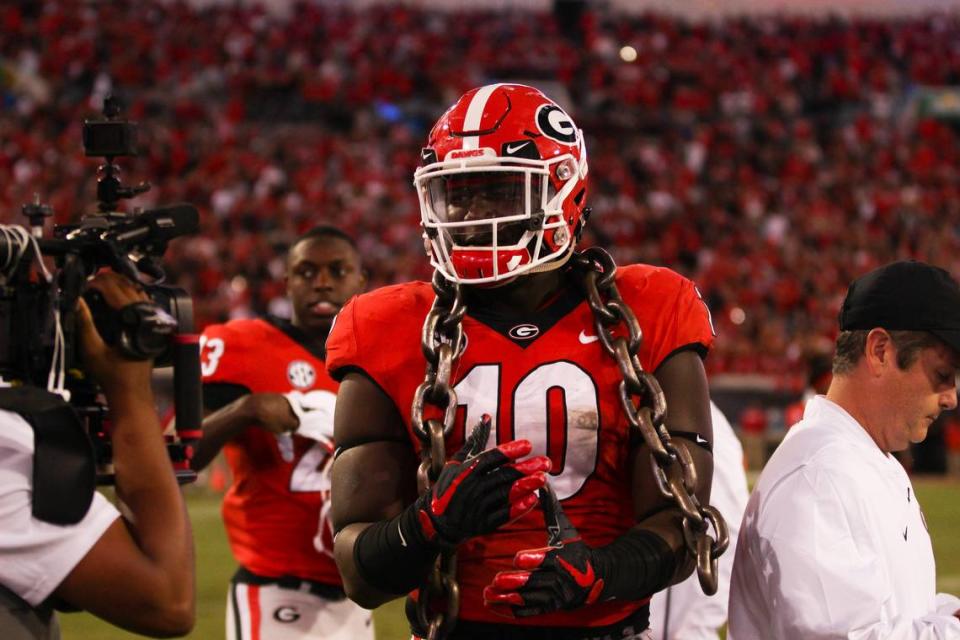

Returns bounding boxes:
[0,96,202,490]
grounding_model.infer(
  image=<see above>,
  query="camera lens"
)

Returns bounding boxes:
[119,302,177,360]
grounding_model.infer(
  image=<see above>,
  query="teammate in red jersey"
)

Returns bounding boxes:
[327,84,725,639]
[192,226,371,640]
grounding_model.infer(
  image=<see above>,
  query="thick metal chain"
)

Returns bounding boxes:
[408,270,466,640]
[572,247,730,595]
[406,247,728,638]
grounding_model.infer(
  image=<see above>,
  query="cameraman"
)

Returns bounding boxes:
[0,272,195,639]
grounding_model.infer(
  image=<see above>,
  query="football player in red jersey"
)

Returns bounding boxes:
[327,84,727,640]
[191,226,371,640]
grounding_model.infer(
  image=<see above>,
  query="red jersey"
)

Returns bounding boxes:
[200,317,341,585]
[326,264,714,627]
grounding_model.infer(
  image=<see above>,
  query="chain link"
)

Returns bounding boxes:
[407,249,730,638]
[408,270,465,640]
[572,247,730,595]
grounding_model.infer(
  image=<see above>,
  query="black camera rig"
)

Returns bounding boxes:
[0,95,202,489]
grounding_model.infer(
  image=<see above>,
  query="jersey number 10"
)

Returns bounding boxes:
[453,361,600,500]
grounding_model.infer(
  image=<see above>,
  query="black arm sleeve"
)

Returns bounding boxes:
[592,528,678,601]
[202,382,251,412]
[352,504,440,595]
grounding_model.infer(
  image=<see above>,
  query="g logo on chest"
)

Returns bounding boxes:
[287,360,316,389]
[508,324,540,340]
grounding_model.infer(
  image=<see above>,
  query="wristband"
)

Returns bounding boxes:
[353,505,441,595]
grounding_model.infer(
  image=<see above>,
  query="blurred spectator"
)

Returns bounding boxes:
[738,405,769,469]
[3,2,960,386]
[784,349,834,427]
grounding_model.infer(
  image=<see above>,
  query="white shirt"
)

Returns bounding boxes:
[728,396,960,639]
[0,409,119,606]
[650,401,750,640]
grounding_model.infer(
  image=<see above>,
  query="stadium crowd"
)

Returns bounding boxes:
[2,1,960,391]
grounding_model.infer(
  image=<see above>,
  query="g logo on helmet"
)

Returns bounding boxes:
[274,606,301,623]
[536,104,578,145]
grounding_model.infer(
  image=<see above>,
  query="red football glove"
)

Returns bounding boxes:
[414,415,551,548]
[483,483,605,618]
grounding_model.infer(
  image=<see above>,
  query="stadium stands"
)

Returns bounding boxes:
[3,1,960,394]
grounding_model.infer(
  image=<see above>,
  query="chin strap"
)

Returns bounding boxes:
[525,240,576,276]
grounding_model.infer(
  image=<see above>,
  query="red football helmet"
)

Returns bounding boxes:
[414,84,589,284]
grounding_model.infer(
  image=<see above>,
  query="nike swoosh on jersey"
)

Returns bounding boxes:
[398,521,408,547]
[505,141,531,154]
[578,331,599,344]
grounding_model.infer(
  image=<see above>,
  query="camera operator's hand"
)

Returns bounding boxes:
[54,269,196,636]
[76,271,153,400]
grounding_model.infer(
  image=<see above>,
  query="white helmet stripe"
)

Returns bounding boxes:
[462,83,505,151]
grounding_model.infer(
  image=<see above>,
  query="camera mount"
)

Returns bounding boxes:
[83,95,150,213]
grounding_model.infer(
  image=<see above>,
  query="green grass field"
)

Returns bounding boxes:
[59,478,960,639]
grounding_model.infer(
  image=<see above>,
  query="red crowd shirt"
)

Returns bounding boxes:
[326,263,715,627]
[200,317,342,586]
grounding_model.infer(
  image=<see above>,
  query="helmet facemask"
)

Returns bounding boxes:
[416,153,581,285]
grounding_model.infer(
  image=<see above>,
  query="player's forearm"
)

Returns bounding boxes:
[334,520,439,609]
[638,507,700,586]
[107,386,195,613]
[581,509,696,605]
[191,395,253,470]
[628,436,714,590]
[589,518,685,602]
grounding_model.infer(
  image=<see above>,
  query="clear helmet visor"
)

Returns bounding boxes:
[423,170,555,247]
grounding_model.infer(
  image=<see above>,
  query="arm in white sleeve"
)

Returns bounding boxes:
[707,401,750,596]
[651,402,751,640]
[760,469,960,639]
[936,593,960,618]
